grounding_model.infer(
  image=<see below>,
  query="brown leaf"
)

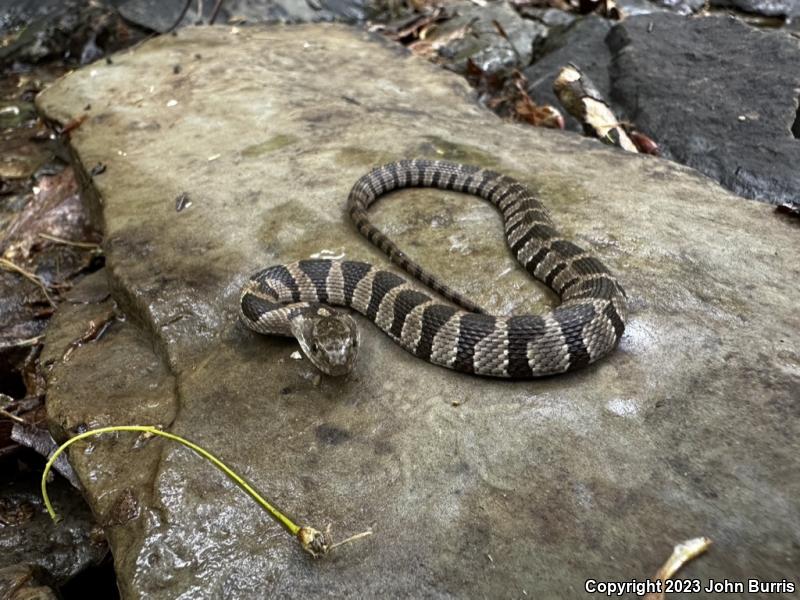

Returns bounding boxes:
[776,202,800,218]
[627,129,660,155]
[515,96,565,129]
[408,24,471,59]
[60,114,88,136]
[385,7,447,44]
[0,167,93,263]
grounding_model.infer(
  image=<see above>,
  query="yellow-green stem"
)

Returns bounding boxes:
[41,425,300,536]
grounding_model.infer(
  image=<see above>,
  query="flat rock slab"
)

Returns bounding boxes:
[608,13,800,205]
[525,13,800,205]
[37,24,799,599]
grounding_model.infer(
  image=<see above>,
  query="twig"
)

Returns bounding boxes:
[61,310,116,362]
[59,114,88,136]
[0,257,56,306]
[166,0,193,33]
[42,425,373,558]
[643,537,713,600]
[0,408,25,424]
[328,529,374,551]
[209,0,225,24]
[492,20,521,63]
[0,335,45,349]
[38,233,102,251]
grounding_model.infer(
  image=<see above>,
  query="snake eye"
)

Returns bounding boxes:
[311,342,319,353]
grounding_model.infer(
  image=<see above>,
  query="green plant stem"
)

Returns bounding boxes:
[41,425,300,536]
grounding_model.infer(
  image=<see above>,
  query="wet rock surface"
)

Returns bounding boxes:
[608,13,800,205]
[0,464,107,585]
[525,13,800,204]
[0,0,144,68]
[36,24,799,599]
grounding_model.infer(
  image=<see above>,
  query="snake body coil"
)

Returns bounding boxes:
[240,160,627,377]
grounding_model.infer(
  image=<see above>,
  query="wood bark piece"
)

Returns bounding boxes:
[553,63,638,152]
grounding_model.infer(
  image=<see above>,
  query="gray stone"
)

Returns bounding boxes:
[615,0,673,16]
[118,0,207,32]
[631,0,798,16]
[0,0,138,67]
[516,6,578,27]
[653,0,706,14]
[607,13,800,204]
[0,471,107,585]
[431,1,548,74]
[712,0,800,17]
[118,0,372,31]
[37,24,800,599]
[523,16,613,131]
[524,13,800,204]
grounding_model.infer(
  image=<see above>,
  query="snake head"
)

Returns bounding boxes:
[291,306,359,376]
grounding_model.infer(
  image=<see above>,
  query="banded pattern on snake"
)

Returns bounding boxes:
[240,160,627,377]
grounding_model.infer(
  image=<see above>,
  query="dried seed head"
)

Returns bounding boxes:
[297,526,330,558]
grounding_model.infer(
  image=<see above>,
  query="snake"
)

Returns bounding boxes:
[239,160,627,377]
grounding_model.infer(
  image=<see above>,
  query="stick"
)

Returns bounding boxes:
[644,537,713,600]
[41,425,372,557]
[38,233,101,250]
[166,0,193,33]
[0,258,56,306]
